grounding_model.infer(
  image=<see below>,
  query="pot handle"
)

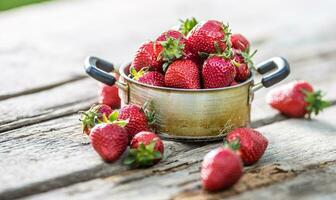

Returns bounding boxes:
[252,57,290,91]
[84,56,127,90]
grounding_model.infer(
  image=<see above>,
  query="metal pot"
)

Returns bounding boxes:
[84,56,289,142]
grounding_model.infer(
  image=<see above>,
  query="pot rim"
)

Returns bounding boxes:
[119,63,254,92]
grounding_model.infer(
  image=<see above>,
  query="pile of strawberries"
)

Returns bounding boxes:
[129,18,256,89]
[81,103,164,168]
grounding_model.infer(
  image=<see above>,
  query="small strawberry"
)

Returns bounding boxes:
[266,80,330,118]
[124,131,164,167]
[231,49,256,82]
[98,84,121,109]
[118,104,150,140]
[230,80,238,86]
[231,33,250,52]
[202,56,236,88]
[156,30,185,42]
[90,123,128,162]
[131,41,163,72]
[155,30,187,70]
[80,104,112,135]
[225,128,268,166]
[201,147,243,192]
[187,20,231,55]
[164,59,201,89]
[179,17,198,36]
[130,67,165,87]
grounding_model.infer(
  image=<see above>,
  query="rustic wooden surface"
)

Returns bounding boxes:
[1,0,336,199]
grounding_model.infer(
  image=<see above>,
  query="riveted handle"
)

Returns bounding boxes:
[84,56,127,91]
[252,57,290,91]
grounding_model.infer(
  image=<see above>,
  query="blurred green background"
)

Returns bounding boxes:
[0,0,51,11]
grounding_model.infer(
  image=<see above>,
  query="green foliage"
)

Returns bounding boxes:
[0,0,52,11]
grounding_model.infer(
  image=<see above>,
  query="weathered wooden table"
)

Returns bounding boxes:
[1,0,336,199]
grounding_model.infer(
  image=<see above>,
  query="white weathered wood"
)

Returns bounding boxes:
[21,106,336,200]
[0,79,98,132]
[0,0,335,97]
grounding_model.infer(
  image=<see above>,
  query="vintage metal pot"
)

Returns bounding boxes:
[84,56,289,142]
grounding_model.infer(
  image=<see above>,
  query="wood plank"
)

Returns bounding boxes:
[225,163,336,200]
[0,54,336,199]
[0,114,199,199]
[0,79,98,132]
[13,105,336,200]
[1,0,335,97]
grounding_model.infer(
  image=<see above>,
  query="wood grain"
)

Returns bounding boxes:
[21,106,336,200]
[1,0,335,97]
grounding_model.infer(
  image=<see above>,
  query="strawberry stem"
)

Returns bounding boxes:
[123,140,162,168]
[302,89,331,118]
[159,37,185,63]
[179,17,198,36]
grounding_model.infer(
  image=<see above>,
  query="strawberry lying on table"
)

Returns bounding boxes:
[266,80,330,118]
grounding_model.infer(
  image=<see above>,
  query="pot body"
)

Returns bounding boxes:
[118,65,253,141]
[84,56,290,141]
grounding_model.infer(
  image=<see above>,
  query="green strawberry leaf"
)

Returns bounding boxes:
[224,138,240,151]
[123,155,136,165]
[109,110,119,122]
[179,17,198,36]
[302,89,331,118]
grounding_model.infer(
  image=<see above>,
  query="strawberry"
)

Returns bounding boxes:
[118,104,150,140]
[202,56,236,88]
[231,33,250,52]
[124,131,164,167]
[230,80,238,86]
[98,84,121,109]
[231,52,248,82]
[131,41,163,72]
[201,147,243,192]
[225,128,268,166]
[187,20,231,55]
[130,67,165,87]
[266,80,330,118]
[90,123,128,162]
[164,59,201,89]
[80,104,112,135]
[155,30,187,70]
[179,17,198,36]
[156,30,184,42]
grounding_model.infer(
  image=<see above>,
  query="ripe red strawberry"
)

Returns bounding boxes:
[80,104,112,135]
[231,52,250,82]
[164,59,201,89]
[202,56,236,88]
[231,33,250,52]
[187,20,231,55]
[124,131,164,167]
[266,80,330,118]
[156,30,184,42]
[130,67,165,87]
[98,84,121,109]
[230,80,238,86]
[225,128,268,166]
[155,30,187,69]
[90,123,128,162]
[131,41,163,72]
[118,104,150,140]
[201,147,243,191]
